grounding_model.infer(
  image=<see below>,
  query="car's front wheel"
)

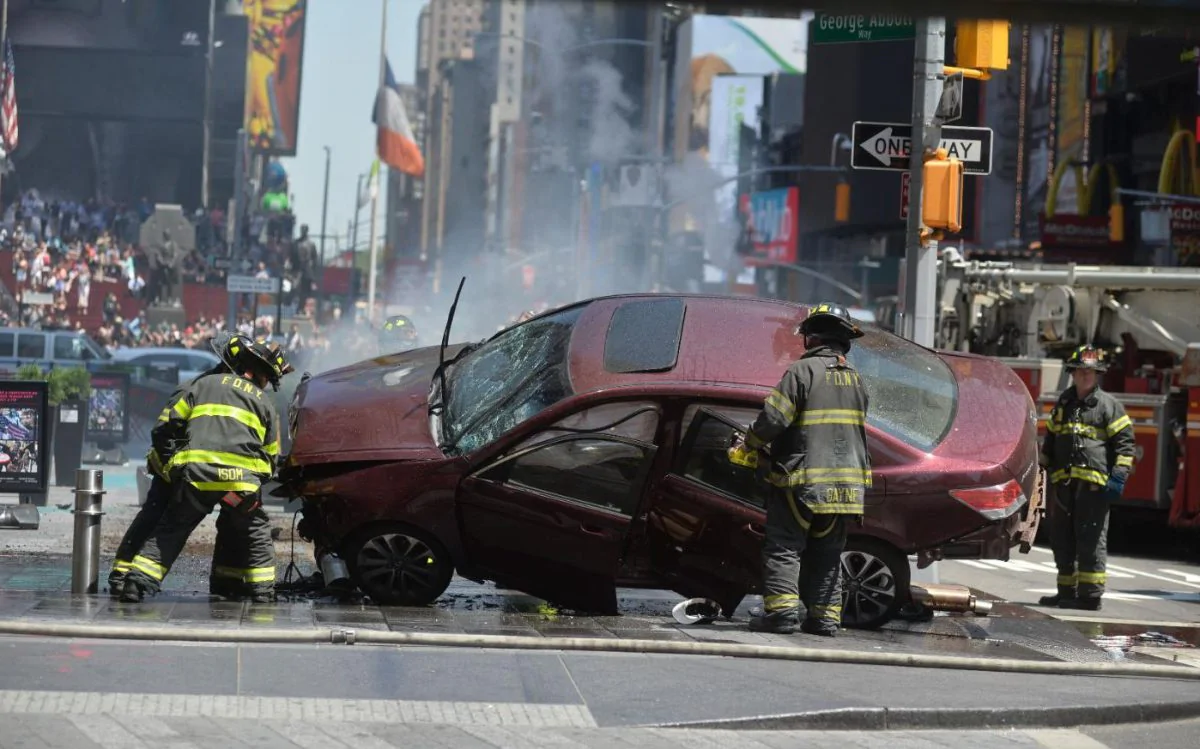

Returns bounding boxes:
[840,538,909,629]
[342,523,454,606]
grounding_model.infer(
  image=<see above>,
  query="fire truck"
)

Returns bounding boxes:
[929,253,1200,529]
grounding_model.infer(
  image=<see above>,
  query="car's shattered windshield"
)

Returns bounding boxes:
[443,306,583,454]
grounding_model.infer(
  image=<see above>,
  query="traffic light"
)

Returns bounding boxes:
[922,148,964,234]
[955,20,1010,71]
[835,182,851,223]
[1109,201,1125,242]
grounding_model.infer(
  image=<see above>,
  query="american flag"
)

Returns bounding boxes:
[1,39,18,154]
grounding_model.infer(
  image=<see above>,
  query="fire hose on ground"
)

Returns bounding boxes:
[11,470,1197,683]
[0,619,1198,683]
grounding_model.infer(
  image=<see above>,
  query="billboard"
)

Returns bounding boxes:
[0,382,49,495]
[673,14,810,165]
[243,0,308,155]
[740,188,800,265]
[708,75,766,217]
[87,372,130,445]
[671,13,810,247]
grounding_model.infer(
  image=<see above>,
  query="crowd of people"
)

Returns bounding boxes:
[0,185,323,353]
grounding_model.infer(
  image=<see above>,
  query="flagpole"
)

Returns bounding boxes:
[0,0,9,212]
[366,0,387,321]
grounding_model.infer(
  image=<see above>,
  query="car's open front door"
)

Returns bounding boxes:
[456,434,658,614]
[642,407,768,614]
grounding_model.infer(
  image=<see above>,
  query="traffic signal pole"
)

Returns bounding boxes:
[904,18,947,589]
[901,17,946,348]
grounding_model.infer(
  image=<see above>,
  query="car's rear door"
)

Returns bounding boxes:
[641,405,769,610]
[456,432,658,613]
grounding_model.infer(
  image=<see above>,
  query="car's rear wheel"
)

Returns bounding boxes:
[840,538,909,629]
[342,523,454,606]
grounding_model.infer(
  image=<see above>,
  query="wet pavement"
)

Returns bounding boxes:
[4,464,1200,735]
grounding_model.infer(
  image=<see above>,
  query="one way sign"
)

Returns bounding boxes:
[850,121,993,175]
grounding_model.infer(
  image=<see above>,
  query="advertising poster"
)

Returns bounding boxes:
[0,381,49,495]
[87,372,130,444]
[708,75,766,218]
[739,188,799,265]
[243,0,308,155]
[1053,26,1091,214]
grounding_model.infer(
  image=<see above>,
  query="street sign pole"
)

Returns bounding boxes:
[903,17,945,349]
[904,17,946,588]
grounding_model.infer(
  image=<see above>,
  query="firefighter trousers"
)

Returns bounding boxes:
[124,483,276,598]
[108,476,171,592]
[761,487,849,627]
[1048,481,1110,600]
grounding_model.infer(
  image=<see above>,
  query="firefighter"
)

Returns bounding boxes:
[1038,345,1135,611]
[728,303,871,636]
[118,336,290,604]
[107,336,243,595]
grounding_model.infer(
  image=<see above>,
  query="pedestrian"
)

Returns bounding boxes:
[728,303,871,637]
[117,336,292,603]
[1038,345,1135,611]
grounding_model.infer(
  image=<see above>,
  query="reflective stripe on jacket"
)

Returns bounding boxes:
[162,372,280,493]
[744,345,872,514]
[1041,386,1135,487]
[148,384,192,482]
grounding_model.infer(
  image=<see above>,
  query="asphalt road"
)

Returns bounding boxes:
[943,543,1200,627]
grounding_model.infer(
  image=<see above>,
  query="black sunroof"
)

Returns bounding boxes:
[603,298,686,374]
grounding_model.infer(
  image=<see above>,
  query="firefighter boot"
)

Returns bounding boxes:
[748,606,799,634]
[800,618,838,638]
[118,579,145,603]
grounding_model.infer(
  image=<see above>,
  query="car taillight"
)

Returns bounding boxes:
[949,479,1027,521]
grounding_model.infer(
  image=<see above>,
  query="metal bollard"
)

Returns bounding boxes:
[71,470,105,595]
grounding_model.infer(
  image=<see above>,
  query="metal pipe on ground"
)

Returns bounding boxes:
[70,470,104,595]
[0,620,1196,682]
[910,583,993,616]
[0,504,39,530]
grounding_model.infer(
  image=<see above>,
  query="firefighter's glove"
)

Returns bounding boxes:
[1103,475,1126,501]
[727,443,759,469]
[219,491,262,516]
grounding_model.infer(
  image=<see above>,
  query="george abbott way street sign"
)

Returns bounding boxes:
[811,13,915,44]
[850,121,993,175]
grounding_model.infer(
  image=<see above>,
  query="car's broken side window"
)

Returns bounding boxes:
[676,405,771,509]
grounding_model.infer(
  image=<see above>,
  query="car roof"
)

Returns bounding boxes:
[566,294,808,394]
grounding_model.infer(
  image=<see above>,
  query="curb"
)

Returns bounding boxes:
[653,701,1200,731]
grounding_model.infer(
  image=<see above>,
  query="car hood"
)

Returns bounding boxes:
[935,351,1039,489]
[288,344,469,464]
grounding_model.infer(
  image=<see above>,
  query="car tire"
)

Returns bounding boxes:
[342,523,454,606]
[840,537,909,630]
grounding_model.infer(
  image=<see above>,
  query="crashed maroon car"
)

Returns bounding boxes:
[278,294,1043,628]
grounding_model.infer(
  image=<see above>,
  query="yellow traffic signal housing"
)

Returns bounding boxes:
[835,182,851,223]
[956,20,1010,71]
[922,148,964,234]
[1109,202,1125,242]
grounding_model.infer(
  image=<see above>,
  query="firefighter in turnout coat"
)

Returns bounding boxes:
[1038,345,1136,611]
[728,303,871,637]
[119,336,291,603]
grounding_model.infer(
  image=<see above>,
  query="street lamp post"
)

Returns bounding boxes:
[318,146,331,311]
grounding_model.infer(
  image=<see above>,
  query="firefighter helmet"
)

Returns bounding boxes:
[378,315,419,350]
[1065,344,1108,372]
[799,302,864,341]
[215,334,293,390]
